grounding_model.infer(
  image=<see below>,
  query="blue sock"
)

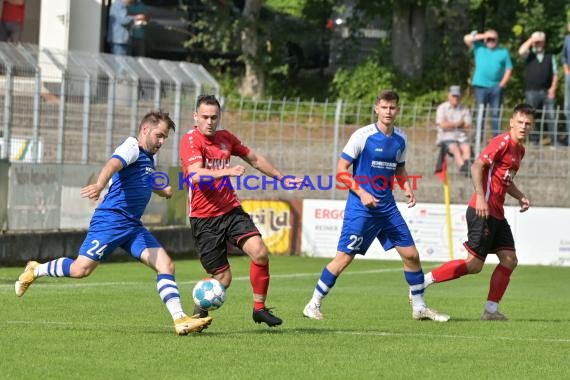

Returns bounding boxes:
[36,258,73,277]
[157,274,185,320]
[311,267,337,304]
[405,270,426,310]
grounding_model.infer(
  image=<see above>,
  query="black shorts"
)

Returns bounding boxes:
[463,206,515,260]
[190,206,260,274]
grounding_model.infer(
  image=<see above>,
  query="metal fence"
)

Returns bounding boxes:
[0,42,219,166]
[1,42,569,231]
[222,96,570,207]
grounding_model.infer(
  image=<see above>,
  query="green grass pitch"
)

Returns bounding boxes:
[1,256,569,379]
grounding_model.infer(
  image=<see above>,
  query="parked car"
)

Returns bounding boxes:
[111,0,330,72]
[136,0,191,60]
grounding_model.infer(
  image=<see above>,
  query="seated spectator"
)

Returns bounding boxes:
[435,85,472,174]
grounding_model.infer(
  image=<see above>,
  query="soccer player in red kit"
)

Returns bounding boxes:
[423,103,533,321]
[179,95,302,327]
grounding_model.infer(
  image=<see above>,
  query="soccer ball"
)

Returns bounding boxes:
[192,278,226,311]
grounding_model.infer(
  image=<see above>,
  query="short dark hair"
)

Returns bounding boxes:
[375,90,399,105]
[513,103,535,118]
[139,110,176,132]
[196,94,221,111]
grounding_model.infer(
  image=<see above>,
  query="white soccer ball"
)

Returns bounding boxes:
[192,278,226,311]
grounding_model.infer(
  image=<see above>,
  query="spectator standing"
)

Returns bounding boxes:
[464,29,513,139]
[107,0,146,56]
[518,31,557,146]
[128,0,147,57]
[435,85,472,174]
[0,0,25,43]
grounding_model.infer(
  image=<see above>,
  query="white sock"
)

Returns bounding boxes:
[156,274,186,321]
[411,293,427,312]
[485,301,499,314]
[166,299,186,320]
[35,263,49,277]
[310,286,326,306]
[310,295,322,307]
[423,272,435,288]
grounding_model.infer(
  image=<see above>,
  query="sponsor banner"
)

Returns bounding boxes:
[301,199,570,266]
[513,207,570,266]
[0,137,43,162]
[242,200,291,255]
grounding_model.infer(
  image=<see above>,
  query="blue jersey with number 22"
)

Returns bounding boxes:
[337,123,414,255]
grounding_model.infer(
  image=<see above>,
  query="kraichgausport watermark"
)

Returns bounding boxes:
[147,171,422,191]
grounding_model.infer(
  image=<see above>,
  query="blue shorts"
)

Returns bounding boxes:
[337,206,414,255]
[79,213,161,262]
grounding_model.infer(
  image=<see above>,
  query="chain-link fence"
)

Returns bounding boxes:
[223,96,570,208]
[0,42,219,166]
[1,43,569,231]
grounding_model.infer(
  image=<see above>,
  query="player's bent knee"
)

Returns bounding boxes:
[157,260,175,274]
[501,256,518,270]
[400,253,421,268]
[251,253,269,265]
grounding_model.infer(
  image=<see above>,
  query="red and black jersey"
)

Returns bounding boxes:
[468,132,525,220]
[179,127,250,218]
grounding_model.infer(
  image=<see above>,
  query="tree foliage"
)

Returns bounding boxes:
[328,0,570,105]
[187,0,570,102]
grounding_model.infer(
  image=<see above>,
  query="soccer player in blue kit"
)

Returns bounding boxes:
[14,111,212,335]
[303,90,450,322]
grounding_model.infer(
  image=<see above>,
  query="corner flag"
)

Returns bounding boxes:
[434,145,454,260]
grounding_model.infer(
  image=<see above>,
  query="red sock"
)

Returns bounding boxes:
[432,259,469,283]
[487,264,513,302]
[250,261,270,311]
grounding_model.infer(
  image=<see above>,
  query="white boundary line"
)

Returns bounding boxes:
[0,267,403,289]
[333,331,570,344]
[3,266,568,345]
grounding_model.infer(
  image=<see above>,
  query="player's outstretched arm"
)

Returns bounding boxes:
[80,157,124,201]
[185,161,246,184]
[242,149,303,187]
[507,182,530,212]
[153,185,173,199]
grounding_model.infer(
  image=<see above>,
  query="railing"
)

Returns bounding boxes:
[1,43,569,232]
[0,42,219,166]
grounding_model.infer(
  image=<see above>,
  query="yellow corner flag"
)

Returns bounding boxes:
[435,146,454,260]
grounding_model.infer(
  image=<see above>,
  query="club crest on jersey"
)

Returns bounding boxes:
[145,167,155,174]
